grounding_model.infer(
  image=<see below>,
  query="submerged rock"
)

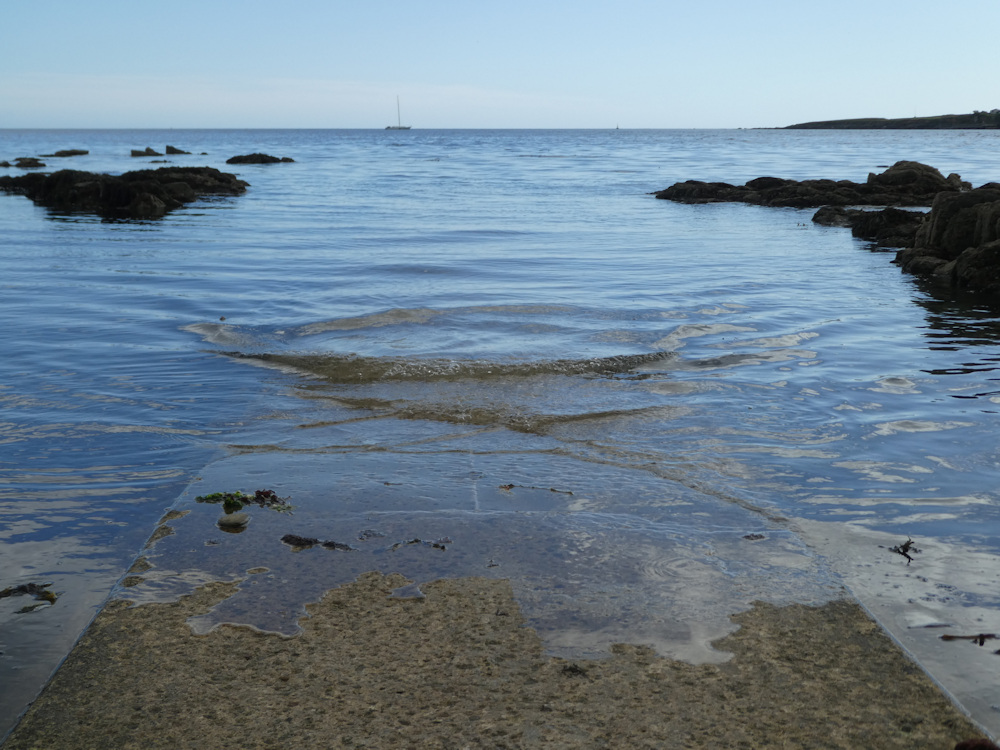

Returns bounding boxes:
[280,534,357,551]
[0,582,58,612]
[217,512,249,532]
[0,166,249,219]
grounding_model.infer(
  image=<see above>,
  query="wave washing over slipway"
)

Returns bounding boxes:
[3,127,1000,739]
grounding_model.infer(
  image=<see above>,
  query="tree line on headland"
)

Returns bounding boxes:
[785,111,1000,129]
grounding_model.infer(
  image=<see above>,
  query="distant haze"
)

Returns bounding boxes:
[2,0,997,129]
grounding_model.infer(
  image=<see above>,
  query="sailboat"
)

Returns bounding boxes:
[385,96,411,130]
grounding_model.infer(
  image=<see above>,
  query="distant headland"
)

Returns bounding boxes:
[785,111,1000,130]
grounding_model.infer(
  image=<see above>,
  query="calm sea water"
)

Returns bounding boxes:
[3,128,1000,738]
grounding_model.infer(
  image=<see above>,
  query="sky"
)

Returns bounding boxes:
[3,1,999,129]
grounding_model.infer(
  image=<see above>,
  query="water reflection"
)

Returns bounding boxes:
[910,283,1000,379]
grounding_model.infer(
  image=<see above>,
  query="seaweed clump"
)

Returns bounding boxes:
[196,489,293,514]
[1,582,57,613]
[280,534,357,552]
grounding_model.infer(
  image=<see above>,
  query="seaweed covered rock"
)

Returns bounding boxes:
[226,153,294,164]
[0,166,249,219]
[655,161,966,208]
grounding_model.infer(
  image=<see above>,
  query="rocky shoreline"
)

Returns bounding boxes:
[655,161,1000,297]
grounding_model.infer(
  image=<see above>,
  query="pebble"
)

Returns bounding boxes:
[217,512,249,531]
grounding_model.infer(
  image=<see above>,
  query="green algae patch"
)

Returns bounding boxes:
[195,488,293,515]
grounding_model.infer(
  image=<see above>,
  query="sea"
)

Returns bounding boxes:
[3,128,1000,740]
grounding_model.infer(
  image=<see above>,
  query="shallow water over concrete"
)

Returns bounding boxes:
[4,128,1000,738]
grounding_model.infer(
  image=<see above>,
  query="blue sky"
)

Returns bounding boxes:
[3,1,998,129]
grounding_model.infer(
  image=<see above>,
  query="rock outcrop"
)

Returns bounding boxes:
[131,147,164,157]
[656,161,1000,297]
[654,161,967,208]
[226,153,294,164]
[40,149,89,158]
[812,206,925,249]
[894,186,1000,294]
[0,166,249,220]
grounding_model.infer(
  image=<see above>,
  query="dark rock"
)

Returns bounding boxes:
[894,247,951,276]
[320,540,356,551]
[165,145,191,155]
[891,185,1000,294]
[655,180,742,204]
[226,153,295,164]
[811,206,855,228]
[131,147,163,157]
[654,161,961,208]
[281,534,320,550]
[280,534,356,552]
[811,178,1000,294]
[660,160,1000,297]
[40,149,89,158]
[827,206,925,248]
[0,166,249,220]
[911,188,1000,260]
[952,240,1000,294]
[745,176,790,191]
[162,181,197,202]
[866,160,955,195]
[14,157,45,169]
